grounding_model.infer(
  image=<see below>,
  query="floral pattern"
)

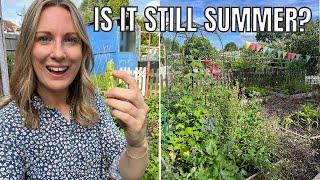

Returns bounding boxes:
[0,93,127,179]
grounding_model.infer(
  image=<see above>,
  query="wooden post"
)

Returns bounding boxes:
[0,0,9,96]
[145,33,151,98]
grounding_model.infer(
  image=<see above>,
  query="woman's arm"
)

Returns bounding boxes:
[0,113,25,179]
[119,139,148,179]
[105,70,149,179]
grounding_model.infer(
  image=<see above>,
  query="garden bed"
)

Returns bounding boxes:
[261,94,320,179]
[261,90,319,119]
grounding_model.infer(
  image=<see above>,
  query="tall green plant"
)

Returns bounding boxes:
[162,58,276,178]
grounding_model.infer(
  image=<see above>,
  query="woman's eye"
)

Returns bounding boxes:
[65,37,79,44]
[37,36,51,44]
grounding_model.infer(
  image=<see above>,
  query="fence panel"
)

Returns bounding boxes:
[4,33,18,56]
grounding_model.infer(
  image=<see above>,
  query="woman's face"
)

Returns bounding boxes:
[32,6,82,94]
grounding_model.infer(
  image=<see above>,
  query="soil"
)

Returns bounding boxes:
[260,91,320,179]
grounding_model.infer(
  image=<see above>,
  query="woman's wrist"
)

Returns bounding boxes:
[126,138,148,159]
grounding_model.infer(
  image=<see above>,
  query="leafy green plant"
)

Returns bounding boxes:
[283,104,320,131]
[283,116,295,129]
[143,136,159,180]
[246,86,266,97]
[143,97,159,179]
[162,59,276,178]
[280,59,310,95]
[91,60,126,92]
[296,104,320,130]
[7,54,14,65]
[146,95,158,122]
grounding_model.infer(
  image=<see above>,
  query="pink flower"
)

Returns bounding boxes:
[215,71,221,79]
[210,66,215,74]
[204,58,211,67]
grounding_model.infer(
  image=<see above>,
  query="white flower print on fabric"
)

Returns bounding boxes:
[0,93,127,179]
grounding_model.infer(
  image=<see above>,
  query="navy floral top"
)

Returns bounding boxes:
[0,93,127,179]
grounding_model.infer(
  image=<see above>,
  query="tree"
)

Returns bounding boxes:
[288,19,320,56]
[79,0,129,23]
[163,37,180,53]
[183,36,217,61]
[256,19,319,56]
[256,19,319,75]
[107,0,129,18]
[224,42,238,52]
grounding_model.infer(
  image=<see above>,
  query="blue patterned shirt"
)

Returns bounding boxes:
[0,93,127,179]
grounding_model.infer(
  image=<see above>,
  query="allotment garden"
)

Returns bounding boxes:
[161,20,320,179]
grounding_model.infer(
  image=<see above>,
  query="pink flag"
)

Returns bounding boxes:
[250,43,257,51]
[290,53,297,61]
[256,44,263,52]
[287,52,292,60]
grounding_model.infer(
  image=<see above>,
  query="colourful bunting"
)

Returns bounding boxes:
[282,52,288,59]
[250,42,257,51]
[263,46,269,54]
[277,51,282,58]
[287,52,297,61]
[244,42,251,50]
[295,54,301,60]
[287,52,292,61]
[291,53,297,60]
[244,42,316,62]
[305,55,311,62]
[256,44,263,52]
[267,48,273,56]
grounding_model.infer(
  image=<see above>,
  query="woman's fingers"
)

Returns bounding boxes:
[106,98,139,118]
[110,108,137,128]
[112,70,140,91]
[110,109,146,137]
[106,88,146,109]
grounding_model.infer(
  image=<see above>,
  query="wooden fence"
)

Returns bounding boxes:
[163,65,319,91]
[219,67,289,87]
[119,67,162,98]
[4,33,18,56]
[305,75,320,85]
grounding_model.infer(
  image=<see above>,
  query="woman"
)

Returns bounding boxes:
[0,0,148,179]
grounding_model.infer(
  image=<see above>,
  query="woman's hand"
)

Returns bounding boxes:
[105,70,148,148]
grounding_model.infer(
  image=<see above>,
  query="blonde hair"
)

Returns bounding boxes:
[5,0,99,129]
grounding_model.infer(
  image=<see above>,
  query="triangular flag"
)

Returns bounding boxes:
[290,53,297,61]
[244,42,251,50]
[250,42,257,51]
[287,52,292,60]
[305,55,311,62]
[277,51,282,58]
[295,54,301,60]
[267,48,274,56]
[282,52,288,59]
[256,44,263,52]
[263,46,269,54]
